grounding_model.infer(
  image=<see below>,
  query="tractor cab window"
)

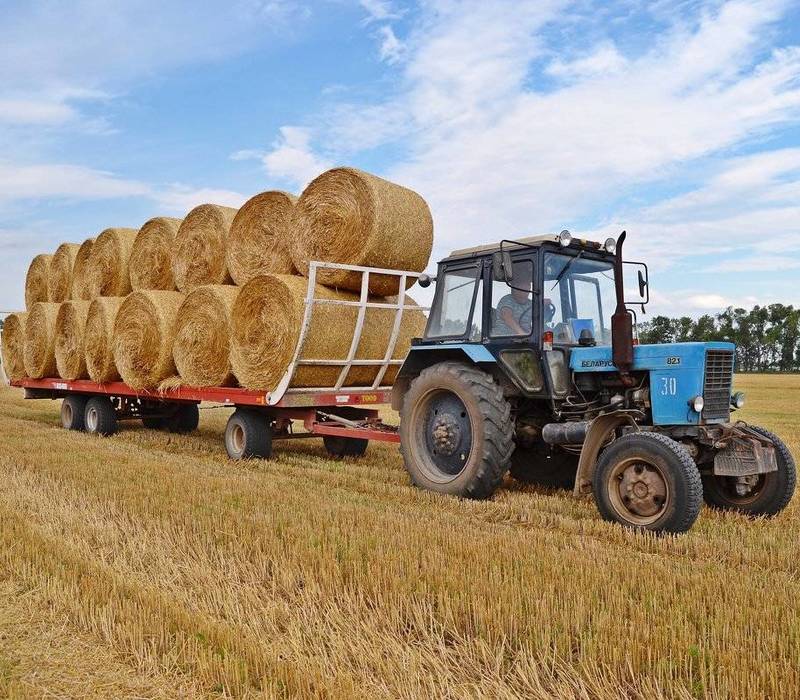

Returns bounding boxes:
[544,252,616,346]
[491,260,534,337]
[426,265,483,340]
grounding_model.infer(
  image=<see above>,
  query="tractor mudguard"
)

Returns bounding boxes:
[573,410,641,497]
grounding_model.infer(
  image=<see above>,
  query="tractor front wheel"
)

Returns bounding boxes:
[702,426,796,516]
[592,432,702,534]
[399,362,514,500]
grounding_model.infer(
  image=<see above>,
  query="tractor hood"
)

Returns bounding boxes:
[570,341,736,425]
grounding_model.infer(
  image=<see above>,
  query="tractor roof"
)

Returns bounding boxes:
[446,233,565,259]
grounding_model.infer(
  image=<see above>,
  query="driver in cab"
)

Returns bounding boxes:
[494,269,533,336]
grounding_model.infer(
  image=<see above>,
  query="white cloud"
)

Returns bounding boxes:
[546,42,627,79]
[260,126,332,190]
[378,25,404,64]
[703,255,800,273]
[155,185,248,213]
[359,0,402,22]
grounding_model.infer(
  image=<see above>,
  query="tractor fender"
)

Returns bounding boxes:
[391,345,496,411]
[572,410,641,497]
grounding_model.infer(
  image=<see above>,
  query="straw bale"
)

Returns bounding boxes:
[85,297,124,383]
[291,168,433,295]
[174,204,237,291]
[25,254,53,309]
[71,238,95,299]
[227,191,297,284]
[173,285,240,387]
[23,302,60,378]
[129,217,182,290]
[230,274,426,390]
[54,300,91,379]
[85,228,138,297]
[113,290,185,389]
[1,312,28,381]
[49,243,81,302]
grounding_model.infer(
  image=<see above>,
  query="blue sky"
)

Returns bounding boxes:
[2,0,800,317]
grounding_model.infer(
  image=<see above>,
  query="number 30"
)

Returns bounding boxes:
[661,377,677,396]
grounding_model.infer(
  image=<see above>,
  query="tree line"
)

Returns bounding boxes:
[638,304,800,372]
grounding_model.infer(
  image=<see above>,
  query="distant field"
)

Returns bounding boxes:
[0,374,797,699]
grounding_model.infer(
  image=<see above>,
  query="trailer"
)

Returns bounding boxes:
[7,261,422,460]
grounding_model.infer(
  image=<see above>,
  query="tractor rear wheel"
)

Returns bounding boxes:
[510,443,578,489]
[592,432,702,534]
[400,362,514,500]
[702,426,796,516]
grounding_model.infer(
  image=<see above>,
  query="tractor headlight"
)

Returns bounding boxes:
[690,395,705,413]
[558,229,572,247]
[731,391,745,410]
[604,237,617,254]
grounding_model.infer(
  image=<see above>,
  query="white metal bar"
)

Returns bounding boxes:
[334,269,371,390]
[372,273,408,389]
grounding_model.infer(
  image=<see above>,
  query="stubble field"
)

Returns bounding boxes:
[0,373,798,699]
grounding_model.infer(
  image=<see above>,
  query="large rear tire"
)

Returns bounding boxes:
[510,443,578,489]
[592,432,702,534]
[400,362,514,500]
[702,426,796,516]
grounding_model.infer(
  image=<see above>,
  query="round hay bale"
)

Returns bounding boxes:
[129,217,182,290]
[84,297,124,383]
[23,302,60,379]
[25,254,53,309]
[291,168,433,295]
[174,204,238,291]
[230,274,426,390]
[1,312,29,381]
[113,290,185,389]
[54,300,91,379]
[227,191,297,284]
[71,238,95,299]
[48,243,81,302]
[85,227,138,298]
[173,285,240,387]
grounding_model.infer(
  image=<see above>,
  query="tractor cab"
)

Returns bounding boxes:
[394,230,795,535]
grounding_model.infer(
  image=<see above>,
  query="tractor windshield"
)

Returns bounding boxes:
[543,252,616,346]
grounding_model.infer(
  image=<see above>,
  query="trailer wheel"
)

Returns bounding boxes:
[702,426,796,516]
[84,396,117,436]
[323,435,368,458]
[225,409,272,460]
[592,432,702,534]
[510,443,577,489]
[165,403,200,434]
[400,362,514,499]
[61,395,88,431]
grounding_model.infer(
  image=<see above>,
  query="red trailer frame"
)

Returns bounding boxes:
[10,376,400,451]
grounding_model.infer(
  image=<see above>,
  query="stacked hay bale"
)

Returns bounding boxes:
[7,166,431,393]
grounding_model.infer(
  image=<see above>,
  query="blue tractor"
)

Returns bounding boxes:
[393,230,795,533]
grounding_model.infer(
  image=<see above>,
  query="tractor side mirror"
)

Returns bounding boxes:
[492,251,514,283]
[638,270,648,299]
[623,261,649,304]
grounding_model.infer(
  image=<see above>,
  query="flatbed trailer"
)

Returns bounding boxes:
[6,261,423,460]
[10,376,400,457]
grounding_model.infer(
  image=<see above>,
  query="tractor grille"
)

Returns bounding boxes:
[703,350,734,422]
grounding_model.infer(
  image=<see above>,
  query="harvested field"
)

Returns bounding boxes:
[0,374,796,698]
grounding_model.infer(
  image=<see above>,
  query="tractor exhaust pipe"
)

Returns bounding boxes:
[542,421,590,445]
[611,231,635,384]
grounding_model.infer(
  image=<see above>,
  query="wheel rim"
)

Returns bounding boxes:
[231,423,245,454]
[606,457,670,526]
[86,406,98,432]
[411,388,473,483]
[62,402,73,426]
